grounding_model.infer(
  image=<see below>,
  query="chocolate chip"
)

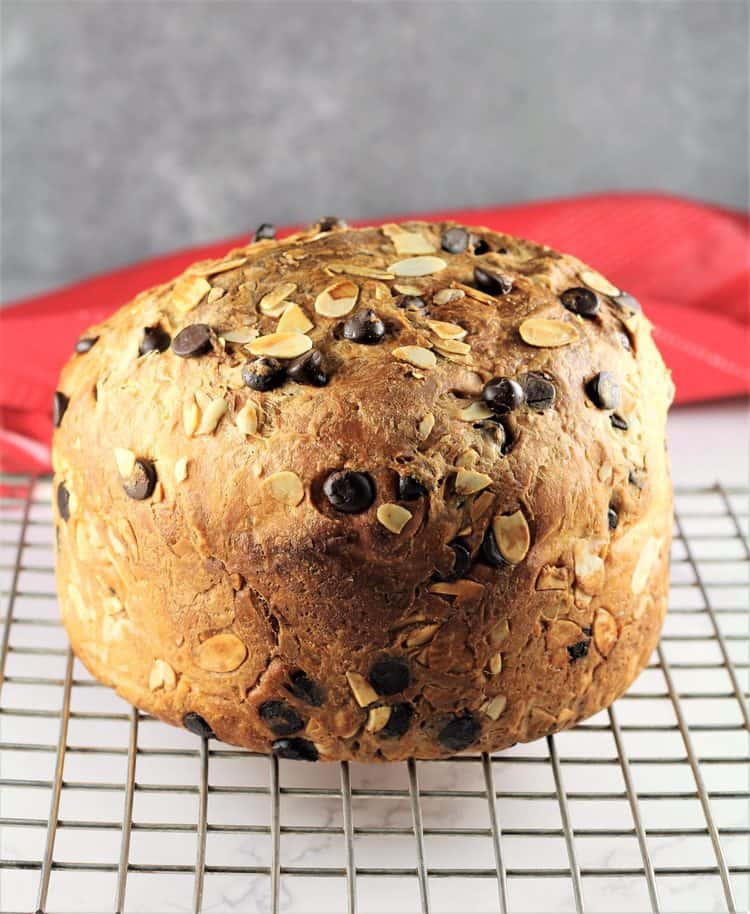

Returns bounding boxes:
[441,227,469,254]
[342,309,386,344]
[254,223,276,241]
[473,266,512,296]
[629,469,645,490]
[183,712,214,738]
[561,287,599,318]
[272,737,318,761]
[397,475,428,500]
[438,713,480,752]
[616,291,642,314]
[172,324,212,358]
[482,377,524,415]
[123,458,157,500]
[56,482,70,522]
[287,349,328,386]
[323,470,375,514]
[242,357,286,391]
[567,639,590,662]
[582,626,592,636]
[608,506,619,530]
[139,325,171,356]
[318,215,347,232]
[75,336,98,354]
[522,373,556,411]
[610,413,629,431]
[285,670,324,707]
[259,700,305,737]
[379,702,414,739]
[53,391,69,428]
[586,372,621,410]
[398,295,428,314]
[479,525,504,566]
[368,657,410,696]
[447,538,471,580]
[471,236,491,255]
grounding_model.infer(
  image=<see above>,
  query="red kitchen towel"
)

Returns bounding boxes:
[1,192,748,473]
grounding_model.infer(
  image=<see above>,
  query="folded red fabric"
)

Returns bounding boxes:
[1,193,747,473]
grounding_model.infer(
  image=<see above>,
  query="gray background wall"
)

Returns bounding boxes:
[1,0,747,303]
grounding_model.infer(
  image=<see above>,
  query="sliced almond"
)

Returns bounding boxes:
[573,541,606,594]
[174,457,189,483]
[207,287,226,303]
[366,705,392,733]
[405,623,441,648]
[172,276,211,314]
[492,511,531,563]
[377,503,412,534]
[470,491,494,522]
[327,262,394,280]
[247,331,312,359]
[581,269,619,297]
[114,447,136,479]
[429,580,485,601]
[457,401,494,421]
[346,670,378,707]
[488,652,503,675]
[536,565,570,591]
[489,618,510,647]
[632,536,661,594]
[456,448,478,469]
[453,282,497,305]
[593,608,618,656]
[183,399,200,437]
[220,327,258,343]
[263,470,305,506]
[236,401,259,435]
[392,282,423,296]
[277,302,313,334]
[196,632,247,673]
[260,282,298,315]
[519,318,579,348]
[189,257,247,277]
[388,255,447,277]
[433,288,465,305]
[315,279,359,317]
[392,345,437,370]
[381,223,436,255]
[433,338,471,356]
[196,397,228,436]
[427,319,466,339]
[418,413,435,439]
[481,694,507,721]
[149,659,177,691]
[455,469,493,495]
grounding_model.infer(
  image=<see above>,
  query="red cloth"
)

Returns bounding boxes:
[1,193,748,473]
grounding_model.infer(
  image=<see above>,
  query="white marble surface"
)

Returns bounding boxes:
[0,403,748,913]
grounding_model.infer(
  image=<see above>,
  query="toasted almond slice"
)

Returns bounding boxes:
[427,319,467,340]
[220,327,258,343]
[418,413,435,439]
[366,705,392,733]
[149,659,177,691]
[455,469,493,495]
[259,282,297,314]
[456,448,478,469]
[114,447,136,478]
[315,279,359,317]
[492,511,531,563]
[207,287,226,303]
[519,318,579,348]
[392,345,437,369]
[453,282,497,305]
[457,401,494,421]
[433,288,465,305]
[481,694,507,720]
[327,262,394,280]
[489,618,510,647]
[471,491,494,522]
[196,632,247,673]
[263,470,305,506]
[632,536,661,594]
[593,608,618,656]
[392,282,423,296]
[236,401,259,435]
[433,338,471,355]
[388,256,447,277]
[405,623,441,648]
[277,302,313,334]
[573,541,605,593]
[196,397,228,435]
[581,269,619,297]
[189,257,247,277]
[428,579,485,601]
[247,332,313,359]
[488,652,503,675]
[381,223,436,255]
[346,671,378,707]
[536,565,569,591]
[174,457,189,483]
[376,503,413,534]
[172,276,211,314]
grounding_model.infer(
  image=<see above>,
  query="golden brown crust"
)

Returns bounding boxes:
[52,219,674,760]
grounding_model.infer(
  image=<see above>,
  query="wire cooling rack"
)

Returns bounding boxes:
[0,476,747,914]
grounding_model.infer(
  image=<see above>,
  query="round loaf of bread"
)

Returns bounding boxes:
[53,219,674,761]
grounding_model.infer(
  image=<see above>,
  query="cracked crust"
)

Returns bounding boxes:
[52,219,673,760]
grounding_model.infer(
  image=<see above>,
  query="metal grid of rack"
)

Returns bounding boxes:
[0,476,747,914]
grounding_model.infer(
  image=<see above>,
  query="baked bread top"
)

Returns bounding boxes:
[53,219,674,759]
